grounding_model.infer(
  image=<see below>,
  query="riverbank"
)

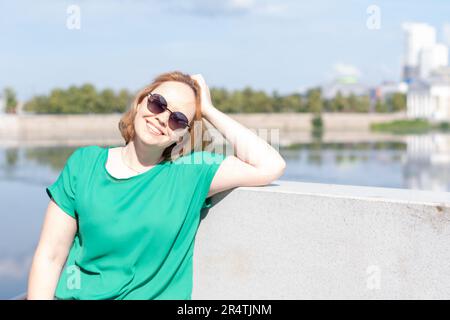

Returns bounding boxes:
[0,112,408,147]
[371,119,450,134]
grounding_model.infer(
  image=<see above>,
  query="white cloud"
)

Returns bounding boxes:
[229,0,255,10]
[332,63,362,78]
[163,0,287,17]
[254,3,288,15]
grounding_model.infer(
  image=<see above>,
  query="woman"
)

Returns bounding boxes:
[27,71,286,300]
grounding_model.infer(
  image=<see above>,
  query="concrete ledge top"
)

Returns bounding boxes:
[238,180,450,207]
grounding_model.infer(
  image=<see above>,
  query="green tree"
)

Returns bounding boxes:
[389,92,406,112]
[228,90,245,113]
[78,84,98,113]
[375,100,388,113]
[97,89,116,113]
[22,83,404,115]
[24,84,134,114]
[280,93,304,112]
[249,90,272,113]
[272,90,283,112]
[24,95,50,113]
[354,95,370,112]
[116,89,133,113]
[4,87,18,113]
[347,94,358,112]
[330,91,347,112]
[306,88,323,114]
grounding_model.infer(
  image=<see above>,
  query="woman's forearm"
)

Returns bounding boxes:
[203,106,286,174]
[27,248,65,300]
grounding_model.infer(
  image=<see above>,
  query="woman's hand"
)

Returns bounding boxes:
[190,74,215,117]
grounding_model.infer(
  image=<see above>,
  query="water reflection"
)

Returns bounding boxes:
[281,139,407,188]
[281,134,450,192]
[404,134,450,191]
[1,135,450,298]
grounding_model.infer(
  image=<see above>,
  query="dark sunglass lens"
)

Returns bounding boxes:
[169,112,189,130]
[147,95,165,114]
[154,93,168,108]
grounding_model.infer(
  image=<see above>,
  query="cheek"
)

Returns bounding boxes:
[133,118,149,138]
[133,116,143,130]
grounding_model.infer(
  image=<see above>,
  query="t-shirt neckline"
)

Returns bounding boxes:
[102,146,167,182]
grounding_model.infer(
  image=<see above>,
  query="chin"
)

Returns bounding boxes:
[136,128,169,147]
[139,134,161,146]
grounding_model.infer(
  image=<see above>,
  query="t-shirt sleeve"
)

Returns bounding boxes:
[193,151,227,210]
[46,147,83,219]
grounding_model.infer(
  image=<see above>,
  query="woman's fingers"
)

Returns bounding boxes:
[191,74,205,84]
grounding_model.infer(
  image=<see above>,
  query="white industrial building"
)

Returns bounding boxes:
[403,22,450,120]
[418,44,448,78]
[407,68,450,120]
[402,22,437,81]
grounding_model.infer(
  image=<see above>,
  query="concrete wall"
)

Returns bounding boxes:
[192,180,450,299]
[0,114,122,139]
[232,112,407,131]
[0,113,407,138]
[0,113,408,148]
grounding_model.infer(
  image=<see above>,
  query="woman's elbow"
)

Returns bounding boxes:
[258,160,286,184]
[271,160,286,181]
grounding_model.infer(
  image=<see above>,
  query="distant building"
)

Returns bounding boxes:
[376,81,408,98]
[419,43,448,78]
[403,22,450,120]
[407,67,450,120]
[366,82,408,113]
[321,76,369,100]
[402,22,437,83]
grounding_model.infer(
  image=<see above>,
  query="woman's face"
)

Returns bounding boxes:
[134,81,196,147]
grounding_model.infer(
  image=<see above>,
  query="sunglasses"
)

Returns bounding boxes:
[146,93,191,131]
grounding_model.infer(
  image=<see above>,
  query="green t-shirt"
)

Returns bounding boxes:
[45,145,226,300]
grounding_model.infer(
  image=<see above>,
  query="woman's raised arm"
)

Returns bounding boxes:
[191,74,286,198]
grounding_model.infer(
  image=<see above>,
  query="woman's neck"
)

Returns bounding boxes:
[123,140,165,171]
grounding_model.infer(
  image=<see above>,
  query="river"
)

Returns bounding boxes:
[1,132,449,299]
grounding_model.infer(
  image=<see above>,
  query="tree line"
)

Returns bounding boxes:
[2,85,406,114]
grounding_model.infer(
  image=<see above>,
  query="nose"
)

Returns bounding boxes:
[154,110,170,128]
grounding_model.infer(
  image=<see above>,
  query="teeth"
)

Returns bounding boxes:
[146,122,163,135]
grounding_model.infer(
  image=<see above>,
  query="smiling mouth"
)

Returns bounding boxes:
[145,121,164,136]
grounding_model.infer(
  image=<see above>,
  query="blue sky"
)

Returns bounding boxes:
[1,0,450,100]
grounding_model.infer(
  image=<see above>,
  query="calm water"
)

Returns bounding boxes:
[1,134,450,299]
